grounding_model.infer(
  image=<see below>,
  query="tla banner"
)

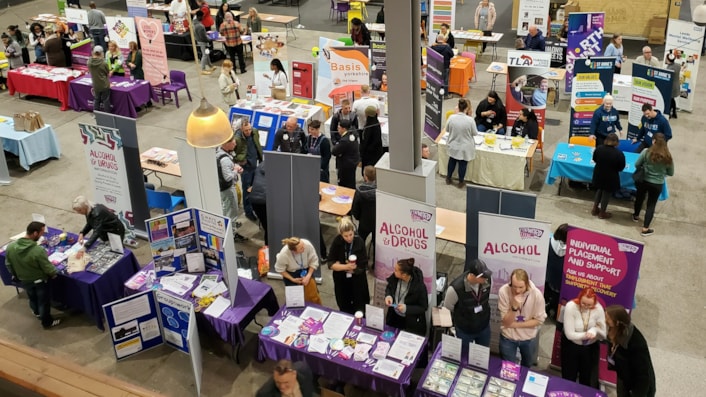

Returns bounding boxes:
[506,50,551,128]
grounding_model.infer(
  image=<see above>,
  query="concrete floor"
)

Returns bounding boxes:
[1,1,705,396]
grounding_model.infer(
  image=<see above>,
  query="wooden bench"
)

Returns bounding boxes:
[0,338,166,397]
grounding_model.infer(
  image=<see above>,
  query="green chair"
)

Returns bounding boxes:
[337,37,354,46]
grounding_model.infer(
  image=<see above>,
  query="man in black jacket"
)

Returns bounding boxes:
[331,119,359,189]
[431,35,455,99]
[256,360,314,397]
[72,195,125,248]
[273,117,307,153]
[330,99,357,144]
[443,259,493,348]
[351,166,376,250]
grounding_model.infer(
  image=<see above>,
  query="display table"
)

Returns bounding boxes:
[7,64,84,111]
[258,303,427,397]
[437,131,537,191]
[0,117,61,170]
[69,76,158,118]
[125,263,279,359]
[164,32,195,61]
[451,31,504,61]
[259,13,299,39]
[546,142,669,200]
[324,115,389,147]
[319,182,356,216]
[0,228,140,330]
[449,56,474,97]
[612,74,632,112]
[435,208,466,245]
[414,344,607,397]
[141,147,182,186]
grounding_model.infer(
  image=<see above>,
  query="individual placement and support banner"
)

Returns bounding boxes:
[370,41,386,91]
[506,50,551,128]
[291,61,314,100]
[327,46,370,99]
[374,191,436,303]
[565,12,604,93]
[664,19,705,112]
[626,64,673,140]
[253,30,288,99]
[79,123,135,240]
[135,17,170,86]
[314,37,345,106]
[424,47,444,142]
[569,57,615,137]
[517,0,550,36]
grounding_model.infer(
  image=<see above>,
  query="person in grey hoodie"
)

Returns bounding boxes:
[1,33,23,69]
[351,165,377,250]
[194,11,216,74]
[88,45,111,113]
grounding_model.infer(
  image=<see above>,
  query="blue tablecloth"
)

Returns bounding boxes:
[545,142,669,201]
[0,118,61,170]
[415,343,607,397]
[0,228,141,330]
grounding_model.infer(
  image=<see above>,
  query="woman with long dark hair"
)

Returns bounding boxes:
[7,25,30,65]
[474,90,507,134]
[28,23,45,61]
[263,58,287,99]
[561,288,606,387]
[591,133,625,219]
[215,2,236,33]
[632,133,674,236]
[510,108,538,139]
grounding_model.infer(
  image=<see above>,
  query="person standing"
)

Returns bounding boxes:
[273,116,307,153]
[5,222,61,329]
[384,258,429,336]
[72,195,125,248]
[234,120,262,223]
[523,25,546,51]
[635,46,661,67]
[665,53,681,119]
[87,45,111,113]
[263,58,288,99]
[445,99,478,187]
[1,33,23,69]
[255,360,314,397]
[87,1,107,50]
[443,259,493,348]
[633,103,672,152]
[331,99,358,144]
[474,91,507,135]
[632,133,674,237]
[127,41,144,80]
[350,18,371,46]
[430,35,454,98]
[274,237,321,304]
[246,7,262,34]
[216,3,237,33]
[359,106,384,174]
[218,60,240,106]
[57,25,77,68]
[591,133,625,219]
[327,217,370,315]
[331,119,359,189]
[497,268,547,367]
[219,12,246,74]
[544,223,568,321]
[7,25,30,65]
[197,0,214,30]
[561,288,607,388]
[604,33,626,74]
[105,41,125,77]
[474,0,497,52]
[194,11,216,75]
[248,161,268,245]
[590,95,623,146]
[605,305,656,397]
[216,136,247,242]
[351,85,381,129]
[305,120,331,183]
[351,166,377,253]
[43,28,66,67]
[28,23,46,61]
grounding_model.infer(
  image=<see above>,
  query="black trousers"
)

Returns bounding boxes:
[337,166,356,189]
[560,333,599,388]
[634,180,663,228]
[252,202,268,245]
[225,44,246,73]
[22,280,53,328]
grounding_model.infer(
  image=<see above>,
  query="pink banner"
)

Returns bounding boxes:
[135,17,170,86]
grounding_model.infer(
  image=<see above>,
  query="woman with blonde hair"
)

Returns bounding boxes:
[327,217,369,314]
[246,7,262,34]
[275,237,321,304]
[632,133,674,236]
[474,0,497,52]
[218,59,240,106]
[106,40,125,77]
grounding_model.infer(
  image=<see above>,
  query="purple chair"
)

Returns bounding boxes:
[334,0,350,22]
[160,70,192,108]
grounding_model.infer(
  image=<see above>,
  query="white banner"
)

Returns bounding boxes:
[106,16,137,51]
[253,30,288,99]
[65,8,88,25]
[328,46,370,98]
[517,0,551,36]
[664,19,705,112]
[374,191,436,302]
[315,37,345,106]
[79,124,135,240]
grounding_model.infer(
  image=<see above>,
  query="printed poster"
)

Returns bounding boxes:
[566,13,604,93]
[517,0,551,35]
[569,57,615,137]
[155,290,193,354]
[424,47,444,142]
[506,50,551,128]
[370,41,387,91]
[664,19,704,112]
[65,8,88,25]
[428,0,456,42]
[626,64,673,140]
[374,191,436,299]
[327,46,370,99]
[127,0,148,18]
[253,30,288,99]
[314,37,345,106]
[135,16,170,86]
[106,16,137,56]
[79,124,135,240]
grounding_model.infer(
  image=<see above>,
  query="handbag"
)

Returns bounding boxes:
[303,278,322,305]
[632,163,645,184]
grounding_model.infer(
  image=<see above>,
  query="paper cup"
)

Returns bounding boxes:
[354,311,363,325]
[349,254,357,265]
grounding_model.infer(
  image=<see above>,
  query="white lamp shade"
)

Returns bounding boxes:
[186,99,234,148]
[694,3,706,26]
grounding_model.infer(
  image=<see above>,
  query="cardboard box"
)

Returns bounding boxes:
[564,5,581,14]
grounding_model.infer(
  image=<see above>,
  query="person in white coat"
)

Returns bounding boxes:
[444,98,478,188]
[561,287,607,388]
[218,60,240,106]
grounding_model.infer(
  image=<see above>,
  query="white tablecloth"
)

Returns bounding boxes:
[0,117,61,170]
[437,133,535,191]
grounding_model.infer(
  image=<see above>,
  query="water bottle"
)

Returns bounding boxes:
[145,271,154,289]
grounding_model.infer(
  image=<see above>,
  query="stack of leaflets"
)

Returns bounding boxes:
[298,317,324,335]
[499,360,521,381]
[421,358,459,395]
[451,368,487,397]
[483,376,516,397]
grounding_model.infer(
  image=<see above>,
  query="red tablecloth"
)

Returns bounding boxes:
[7,64,83,111]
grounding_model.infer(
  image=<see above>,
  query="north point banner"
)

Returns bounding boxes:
[569,57,614,137]
[506,50,551,128]
[135,17,170,86]
[627,64,673,140]
[664,19,705,112]
[565,12,604,93]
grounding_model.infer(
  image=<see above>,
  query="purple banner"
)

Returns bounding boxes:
[424,47,444,141]
[565,13,604,93]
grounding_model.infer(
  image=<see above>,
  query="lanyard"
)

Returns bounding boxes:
[581,309,590,332]
[346,243,353,260]
[396,280,409,304]
[294,253,304,270]
[517,293,529,316]
[470,284,483,305]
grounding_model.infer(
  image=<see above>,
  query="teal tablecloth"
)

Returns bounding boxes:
[0,117,61,170]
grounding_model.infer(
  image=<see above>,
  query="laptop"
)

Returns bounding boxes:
[483,31,492,37]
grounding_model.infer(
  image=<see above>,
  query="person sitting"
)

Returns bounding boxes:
[255,360,314,397]
[523,25,545,51]
[635,46,661,67]
[474,91,507,135]
[438,23,455,48]
[510,108,539,139]
[350,17,371,46]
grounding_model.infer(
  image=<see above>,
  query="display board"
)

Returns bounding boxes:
[155,290,194,353]
[424,47,444,142]
[135,16,170,86]
[505,51,551,128]
[370,41,387,92]
[127,0,148,18]
[291,61,315,100]
[664,19,705,113]
[65,8,88,25]
[626,64,673,140]
[327,46,370,99]
[569,57,615,137]
[517,0,550,36]
[253,30,288,99]
[106,16,137,62]
[428,0,456,36]
[565,12,604,93]
[314,37,346,106]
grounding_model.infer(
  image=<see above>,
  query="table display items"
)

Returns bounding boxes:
[450,368,488,397]
[421,358,460,395]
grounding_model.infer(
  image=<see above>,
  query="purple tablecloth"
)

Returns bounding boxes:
[258,304,426,397]
[125,263,279,348]
[414,344,607,397]
[68,75,158,118]
[0,228,141,331]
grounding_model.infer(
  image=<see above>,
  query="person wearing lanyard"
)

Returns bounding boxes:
[561,287,607,388]
[497,268,547,367]
[590,95,623,147]
[305,120,331,183]
[275,237,322,304]
[384,258,429,336]
[443,259,493,348]
[326,217,369,315]
[605,304,656,397]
